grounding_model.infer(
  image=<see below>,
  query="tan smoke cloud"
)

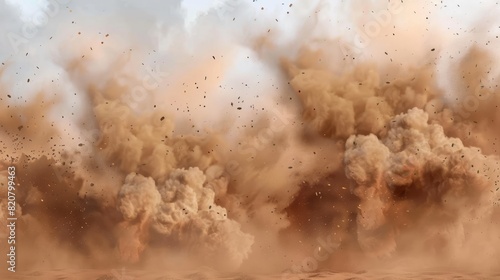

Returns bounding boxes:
[116,168,254,269]
[277,42,500,271]
[344,108,500,264]
[0,0,500,276]
[283,56,437,138]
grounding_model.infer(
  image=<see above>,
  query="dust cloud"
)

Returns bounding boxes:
[0,0,499,277]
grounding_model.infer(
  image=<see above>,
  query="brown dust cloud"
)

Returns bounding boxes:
[0,0,500,279]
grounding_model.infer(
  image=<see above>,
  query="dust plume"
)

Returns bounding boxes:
[0,0,499,277]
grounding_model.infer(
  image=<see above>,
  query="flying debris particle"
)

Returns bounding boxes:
[160,116,165,121]
[431,48,436,51]
[237,107,242,110]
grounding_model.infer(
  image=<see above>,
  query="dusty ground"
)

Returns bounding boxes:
[2,270,499,280]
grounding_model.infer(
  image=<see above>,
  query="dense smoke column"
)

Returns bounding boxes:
[70,70,256,269]
[344,108,500,265]
[280,44,500,270]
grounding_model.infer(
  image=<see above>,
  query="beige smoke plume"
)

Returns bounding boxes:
[0,0,500,276]
[65,59,255,269]
[277,42,500,270]
[117,168,253,268]
[344,108,499,264]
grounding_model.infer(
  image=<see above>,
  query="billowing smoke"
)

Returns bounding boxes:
[345,108,499,263]
[117,168,253,268]
[0,0,499,276]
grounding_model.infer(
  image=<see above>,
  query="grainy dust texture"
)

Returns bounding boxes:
[0,0,499,279]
